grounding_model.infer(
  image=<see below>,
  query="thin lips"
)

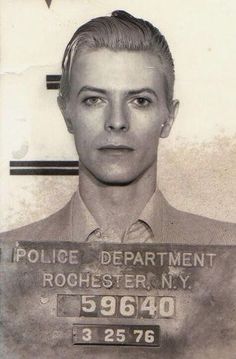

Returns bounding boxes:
[98,144,134,150]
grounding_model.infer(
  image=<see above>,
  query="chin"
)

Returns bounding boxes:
[90,168,140,186]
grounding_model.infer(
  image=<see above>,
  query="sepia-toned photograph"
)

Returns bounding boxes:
[0,1,235,358]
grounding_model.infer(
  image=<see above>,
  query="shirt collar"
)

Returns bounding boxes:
[137,188,163,240]
[71,190,100,242]
[71,188,164,242]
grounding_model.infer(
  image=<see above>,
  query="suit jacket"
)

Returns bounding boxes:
[1,190,235,245]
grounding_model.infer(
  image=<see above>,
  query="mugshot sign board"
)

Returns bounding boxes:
[0,241,235,358]
[1,1,236,234]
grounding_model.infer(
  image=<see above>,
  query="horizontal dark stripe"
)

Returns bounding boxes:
[10,161,79,167]
[47,83,60,90]
[46,75,61,81]
[10,169,79,176]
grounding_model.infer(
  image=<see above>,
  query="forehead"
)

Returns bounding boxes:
[70,48,165,93]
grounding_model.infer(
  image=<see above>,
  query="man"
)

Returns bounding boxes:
[1,10,235,244]
[1,10,236,359]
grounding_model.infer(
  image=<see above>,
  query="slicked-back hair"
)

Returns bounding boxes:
[59,10,175,106]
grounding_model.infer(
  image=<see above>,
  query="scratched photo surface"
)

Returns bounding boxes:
[0,1,236,358]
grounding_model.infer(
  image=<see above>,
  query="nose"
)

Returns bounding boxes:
[104,101,129,132]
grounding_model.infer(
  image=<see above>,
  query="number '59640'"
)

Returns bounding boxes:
[80,295,175,318]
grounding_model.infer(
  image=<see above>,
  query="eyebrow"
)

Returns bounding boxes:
[77,86,107,97]
[77,86,158,99]
[127,88,158,99]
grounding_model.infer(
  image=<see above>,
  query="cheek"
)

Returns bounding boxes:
[134,111,163,139]
[134,113,164,155]
[73,125,92,152]
[73,124,107,160]
[71,112,99,148]
[143,131,160,154]
[71,104,104,131]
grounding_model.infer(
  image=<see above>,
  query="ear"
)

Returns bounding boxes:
[57,95,74,134]
[160,99,179,138]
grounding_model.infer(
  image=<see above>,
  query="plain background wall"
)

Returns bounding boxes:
[0,0,235,231]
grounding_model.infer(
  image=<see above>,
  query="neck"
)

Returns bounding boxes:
[78,163,157,236]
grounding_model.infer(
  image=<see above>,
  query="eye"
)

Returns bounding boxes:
[132,97,151,107]
[83,97,104,106]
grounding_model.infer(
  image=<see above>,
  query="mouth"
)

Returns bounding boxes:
[98,144,134,155]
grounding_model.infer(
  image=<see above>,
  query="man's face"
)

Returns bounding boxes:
[64,49,176,184]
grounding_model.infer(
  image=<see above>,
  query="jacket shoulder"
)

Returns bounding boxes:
[0,200,72,242]
[162,198,236,245]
